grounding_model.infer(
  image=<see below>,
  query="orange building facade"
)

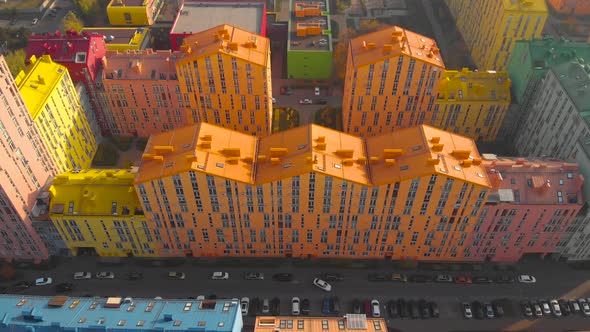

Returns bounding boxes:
[102,49,193,137]
[175,24,273,137]
[342,26,445,137]
[134,123,490,260]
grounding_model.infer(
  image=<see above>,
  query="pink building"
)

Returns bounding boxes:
[463,155,584,262]
[26,30,109,135]
[0,56,58,263]
[102,49,194,137]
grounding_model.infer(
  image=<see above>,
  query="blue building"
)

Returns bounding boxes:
[0,295,243,332]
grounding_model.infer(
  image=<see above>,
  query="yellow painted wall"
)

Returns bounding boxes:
[107,5,150,26]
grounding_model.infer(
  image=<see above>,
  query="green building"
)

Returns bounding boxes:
[287,0,333,79]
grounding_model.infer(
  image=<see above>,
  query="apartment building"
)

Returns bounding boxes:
[26,30,108,135]
[445,0,547,71]
[0,56,58,262]
[16,55,98,173]
[175,24,273,136]
[434,68,511,142]
[48,169,157,257]
[134,122,490,260]
[102,49,193,137]
[255,315,387,332]
[514,57,590,159]
[342,26,445,137]
[287,0,333,79]
[107,0,164,26]
[463,155,583,262]
[547,0,590,16]
[81,27,151,51]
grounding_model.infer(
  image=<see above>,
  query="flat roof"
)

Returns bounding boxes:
[81,27,148,46]
[438,68,511,102]
[108,0,146,6]
[0,295,241,331]
[171,2,263,35]
[288,0,332,52]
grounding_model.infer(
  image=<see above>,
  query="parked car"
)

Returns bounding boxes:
[492,301,504,317]
[473,276,493,284]
[410,274,432,283]
[316,99,327,105]
[332,296,341,314]
[494,275,514,283]
[322,297,333,314]
[539,299,551,315]
[313,278,332,292]
[299,98,313,104]
[321,273,343,282]
[249,297,260,316]
[73,272,91,280]
[398,299,409,318]
[211,272,229,280]
[314,87,320,96]
[96,272,115,279]
[386,300,399,318]
[531,301,543,317]
[429,302,440,318]
[31,18,38,25]
[409,300,420,319]
[10,281,33,292]
[484,303,494,319]
[455,275,473,284]
[550,299,562,317]
[301,298,310,315]
[558,299,571,316]
[125,272,143,280]
[272,273,293,282]
[579,298,590,316]
[270,297,280,316]
[419,299,430,318]
[368,273,389,281]
[435,274,453,283]
[244,272,264,280]
[55,283,73,292]
[371,299,381,318]
[168,272,185,280]
[262,298,270,314]
[291,297,300,315]
[363,299,371,315]
[352,298,362,314]
[240,297,250,315]
[517,274,536,283]
[35,277,52,286]
[521,301,533,317]
[463,302,473,319]
[271,97,277,104]
[569,299,581,314]
[472,301,484,319]
[390,273,408,282]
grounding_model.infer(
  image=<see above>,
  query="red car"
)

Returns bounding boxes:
[455,275,473,284]
[363,299,372,314]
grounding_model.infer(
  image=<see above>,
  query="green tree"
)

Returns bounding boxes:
[3,49,27,78]
[63,11,84,32]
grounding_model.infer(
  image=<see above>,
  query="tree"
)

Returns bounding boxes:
[63,12,84,32]
[332,41,348,80]
[3,49,27,78]
[358,19,384,33]
[0,263,16,281]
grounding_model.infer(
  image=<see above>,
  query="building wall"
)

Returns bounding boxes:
[0,56,57,262]
[254,316,387,332]
[75,82,102,141]
[16,56,98,173]
[547,0,590,16]
[286,50,332,79]
[433,69,511,142]
[49,169,158,257]
[107,0,162,26]
[445,0,547,71]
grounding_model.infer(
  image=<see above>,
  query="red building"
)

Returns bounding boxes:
[463,155,584,262]
[169,0,267,51]
[26,30,109,135]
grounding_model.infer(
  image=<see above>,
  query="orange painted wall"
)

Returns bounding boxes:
[547,0,590,16]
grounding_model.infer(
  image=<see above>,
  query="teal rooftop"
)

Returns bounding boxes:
[552,58,590,118]
[0,295,242,332]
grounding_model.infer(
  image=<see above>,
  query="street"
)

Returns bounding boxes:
[2,257,590,332]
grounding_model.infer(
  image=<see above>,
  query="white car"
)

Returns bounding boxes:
[462,302,472,319]
[96,271,115,279]
[168,272,186,280]
[579,299,590,316]
[371,299,381,317]
[35,277,52,286]
[550,300,562,317]
[292,297,300,315]
[271,97,277,104]
[73,272,91,280]
[211,272,229,280]
[314,87,320,96]
[240,297,250,315]
[517,275,536,283]
[312,278,332,292]
[299,98,313,104]
[31,18,39,25]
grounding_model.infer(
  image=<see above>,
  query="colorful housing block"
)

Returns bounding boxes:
[434,68,511,142]
[0,295,243,332]
[47,169,157,257]
[102,49,192,137]
[175,24,273,136]
[342,26,445,137]
[107,0,164,26]
[463,155,583,262]
[15,55,97,173]
[135,122,490,260]
[81,27,151,51]
[547,0,590,16]
[255,315,387,332]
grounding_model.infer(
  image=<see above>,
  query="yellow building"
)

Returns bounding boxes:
[81,27,151,51]
[107,0,163,26]
[175,24,273,137]
[255,315,387,332]
[135,122,490,261]
[434,68,511,142]
[15,55,97,173]
[48,168,157,257]
[445,0,547,71]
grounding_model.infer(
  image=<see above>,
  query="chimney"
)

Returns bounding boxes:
[37,75,45,85]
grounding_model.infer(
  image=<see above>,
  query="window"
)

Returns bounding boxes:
[124,13,132,22]
[567,172,574,179]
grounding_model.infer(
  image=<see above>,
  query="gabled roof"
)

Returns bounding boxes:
[177,24,269,67]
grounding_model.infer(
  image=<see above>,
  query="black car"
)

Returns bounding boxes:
[272,273,293,282]
[472,301,485,319]
[418,300,430,318]
[332,296,341,314]
[55,283,74,292]
[429,302,440,318]
[125,272,143,280]
[558,299,571,316]
[316,99,327,105]
[409,301,420,319]
[301,298,310,315]
[398,299,409,318]
[410,274,433,283]
[387,300,399,318]
[492,301,504,317]
[494,275,514,283]
[473,276,493,284]
[249,297,260,316]
[368,273,389,281]
[352,299,362,314]
[321,273,343,282]
[10,281,33,292]
[271,297,281,315]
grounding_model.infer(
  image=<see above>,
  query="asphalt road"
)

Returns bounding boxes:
[2,257,590,332]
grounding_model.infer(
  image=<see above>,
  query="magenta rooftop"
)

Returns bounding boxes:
[26,31,103,64]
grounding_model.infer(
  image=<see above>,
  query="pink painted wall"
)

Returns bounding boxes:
[0,57,58,262]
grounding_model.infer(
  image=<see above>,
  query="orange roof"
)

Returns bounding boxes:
[178,24,269,67]
[136,123,490,188]
[103,49,183,80]
[349,25,445,68]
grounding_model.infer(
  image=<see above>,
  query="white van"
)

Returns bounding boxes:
[291,297,300,315]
